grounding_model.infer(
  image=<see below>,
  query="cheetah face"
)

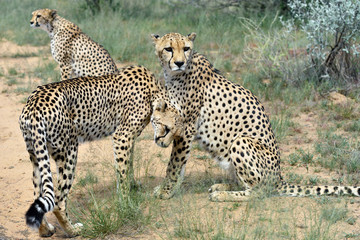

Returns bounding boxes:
[151,32,196,74]
[151,100,183,148]
[30,9,57,31]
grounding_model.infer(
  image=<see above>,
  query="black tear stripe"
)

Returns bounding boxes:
[168,50,173,70]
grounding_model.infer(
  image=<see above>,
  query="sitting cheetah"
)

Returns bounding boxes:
[30,9,119,80]
[150,32,360,201]
[19,65,169,237]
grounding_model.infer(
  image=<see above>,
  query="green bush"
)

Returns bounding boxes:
[288,0,360,85]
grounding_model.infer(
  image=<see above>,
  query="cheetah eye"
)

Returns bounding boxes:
[37,15,41,18]
[164,47,173,52]
[184,47,190,51]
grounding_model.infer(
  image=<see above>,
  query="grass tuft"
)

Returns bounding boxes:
[71,179,149,238]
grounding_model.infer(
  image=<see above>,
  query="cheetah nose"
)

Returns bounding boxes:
[174,61,184,68]
[30,21,34,25]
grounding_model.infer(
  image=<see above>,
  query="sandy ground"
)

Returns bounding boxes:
[0,83,34,239]
[0,40,359,239]
[0,41,56,239]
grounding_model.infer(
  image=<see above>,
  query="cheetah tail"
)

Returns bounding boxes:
[25,127,55,229]
[278,181,360,197]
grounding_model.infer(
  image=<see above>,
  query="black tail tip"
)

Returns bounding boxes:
[25,201,45,229]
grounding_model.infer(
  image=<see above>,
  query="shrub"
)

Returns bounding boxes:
[82,0,120,15]
[288,0,360,85]
[167,0,288,17]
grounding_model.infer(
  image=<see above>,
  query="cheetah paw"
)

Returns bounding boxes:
[65,222,83,237]
[209,191,227,202]
[153,185,174,200]
[39,223,56,237]
[209,183,232,193]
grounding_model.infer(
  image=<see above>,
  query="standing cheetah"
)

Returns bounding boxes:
[150,32,360,201]
[30,8,119,80]
[19,65,170,237]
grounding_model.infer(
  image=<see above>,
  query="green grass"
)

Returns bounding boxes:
[286,148,315,167]
[321,206,348,224]
[9,52,39,58]
[5,78,18,86]
[285,172,304,185]
[344,120,360,132]
[7,67,18,76]
[270,114,295,142]
[32,62,60,84]
[330,104,358,121]
[158,194,353,240]
[314,129,360,184]
[71,173,150,238]
[77,170,98,187]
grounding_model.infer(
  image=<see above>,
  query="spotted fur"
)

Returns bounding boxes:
[151,32,360,201]
[20,66,169,237]
[30,9,119,80]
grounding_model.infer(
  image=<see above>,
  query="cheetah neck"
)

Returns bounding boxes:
[163,67,184,86]
[49,16,80,38]
[46,16,62,37]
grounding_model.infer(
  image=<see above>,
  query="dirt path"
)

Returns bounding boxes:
[0,83,41,239]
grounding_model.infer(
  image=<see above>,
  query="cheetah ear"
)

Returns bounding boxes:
[50,9,57,18]
[151,34,160,43]
[174,115,184,136]
[154,99,166,112]
[187,32,196,42]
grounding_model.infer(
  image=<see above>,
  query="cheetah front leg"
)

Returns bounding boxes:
[209,137,280,202]
[112,129,137,195]
[154,129,194,199]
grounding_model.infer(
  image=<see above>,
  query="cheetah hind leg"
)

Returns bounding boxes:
[26,143,56,237]
[52,209,83,237]
[51,141,83,237]
[209,137,277,202]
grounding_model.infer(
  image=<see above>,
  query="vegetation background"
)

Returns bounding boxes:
[0,0,359,239]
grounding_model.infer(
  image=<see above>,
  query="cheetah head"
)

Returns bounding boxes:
[30,9,57,31]
[151,32,196,75]
[151,99,183,148]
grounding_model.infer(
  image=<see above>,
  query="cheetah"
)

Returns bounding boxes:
[19,65,170,237]
[30,9,119,80]
[150,32,360,201]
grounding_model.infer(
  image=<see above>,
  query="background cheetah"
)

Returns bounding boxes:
[150,32,360,201]
[30,8,119,80]
[19,65,169,237]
